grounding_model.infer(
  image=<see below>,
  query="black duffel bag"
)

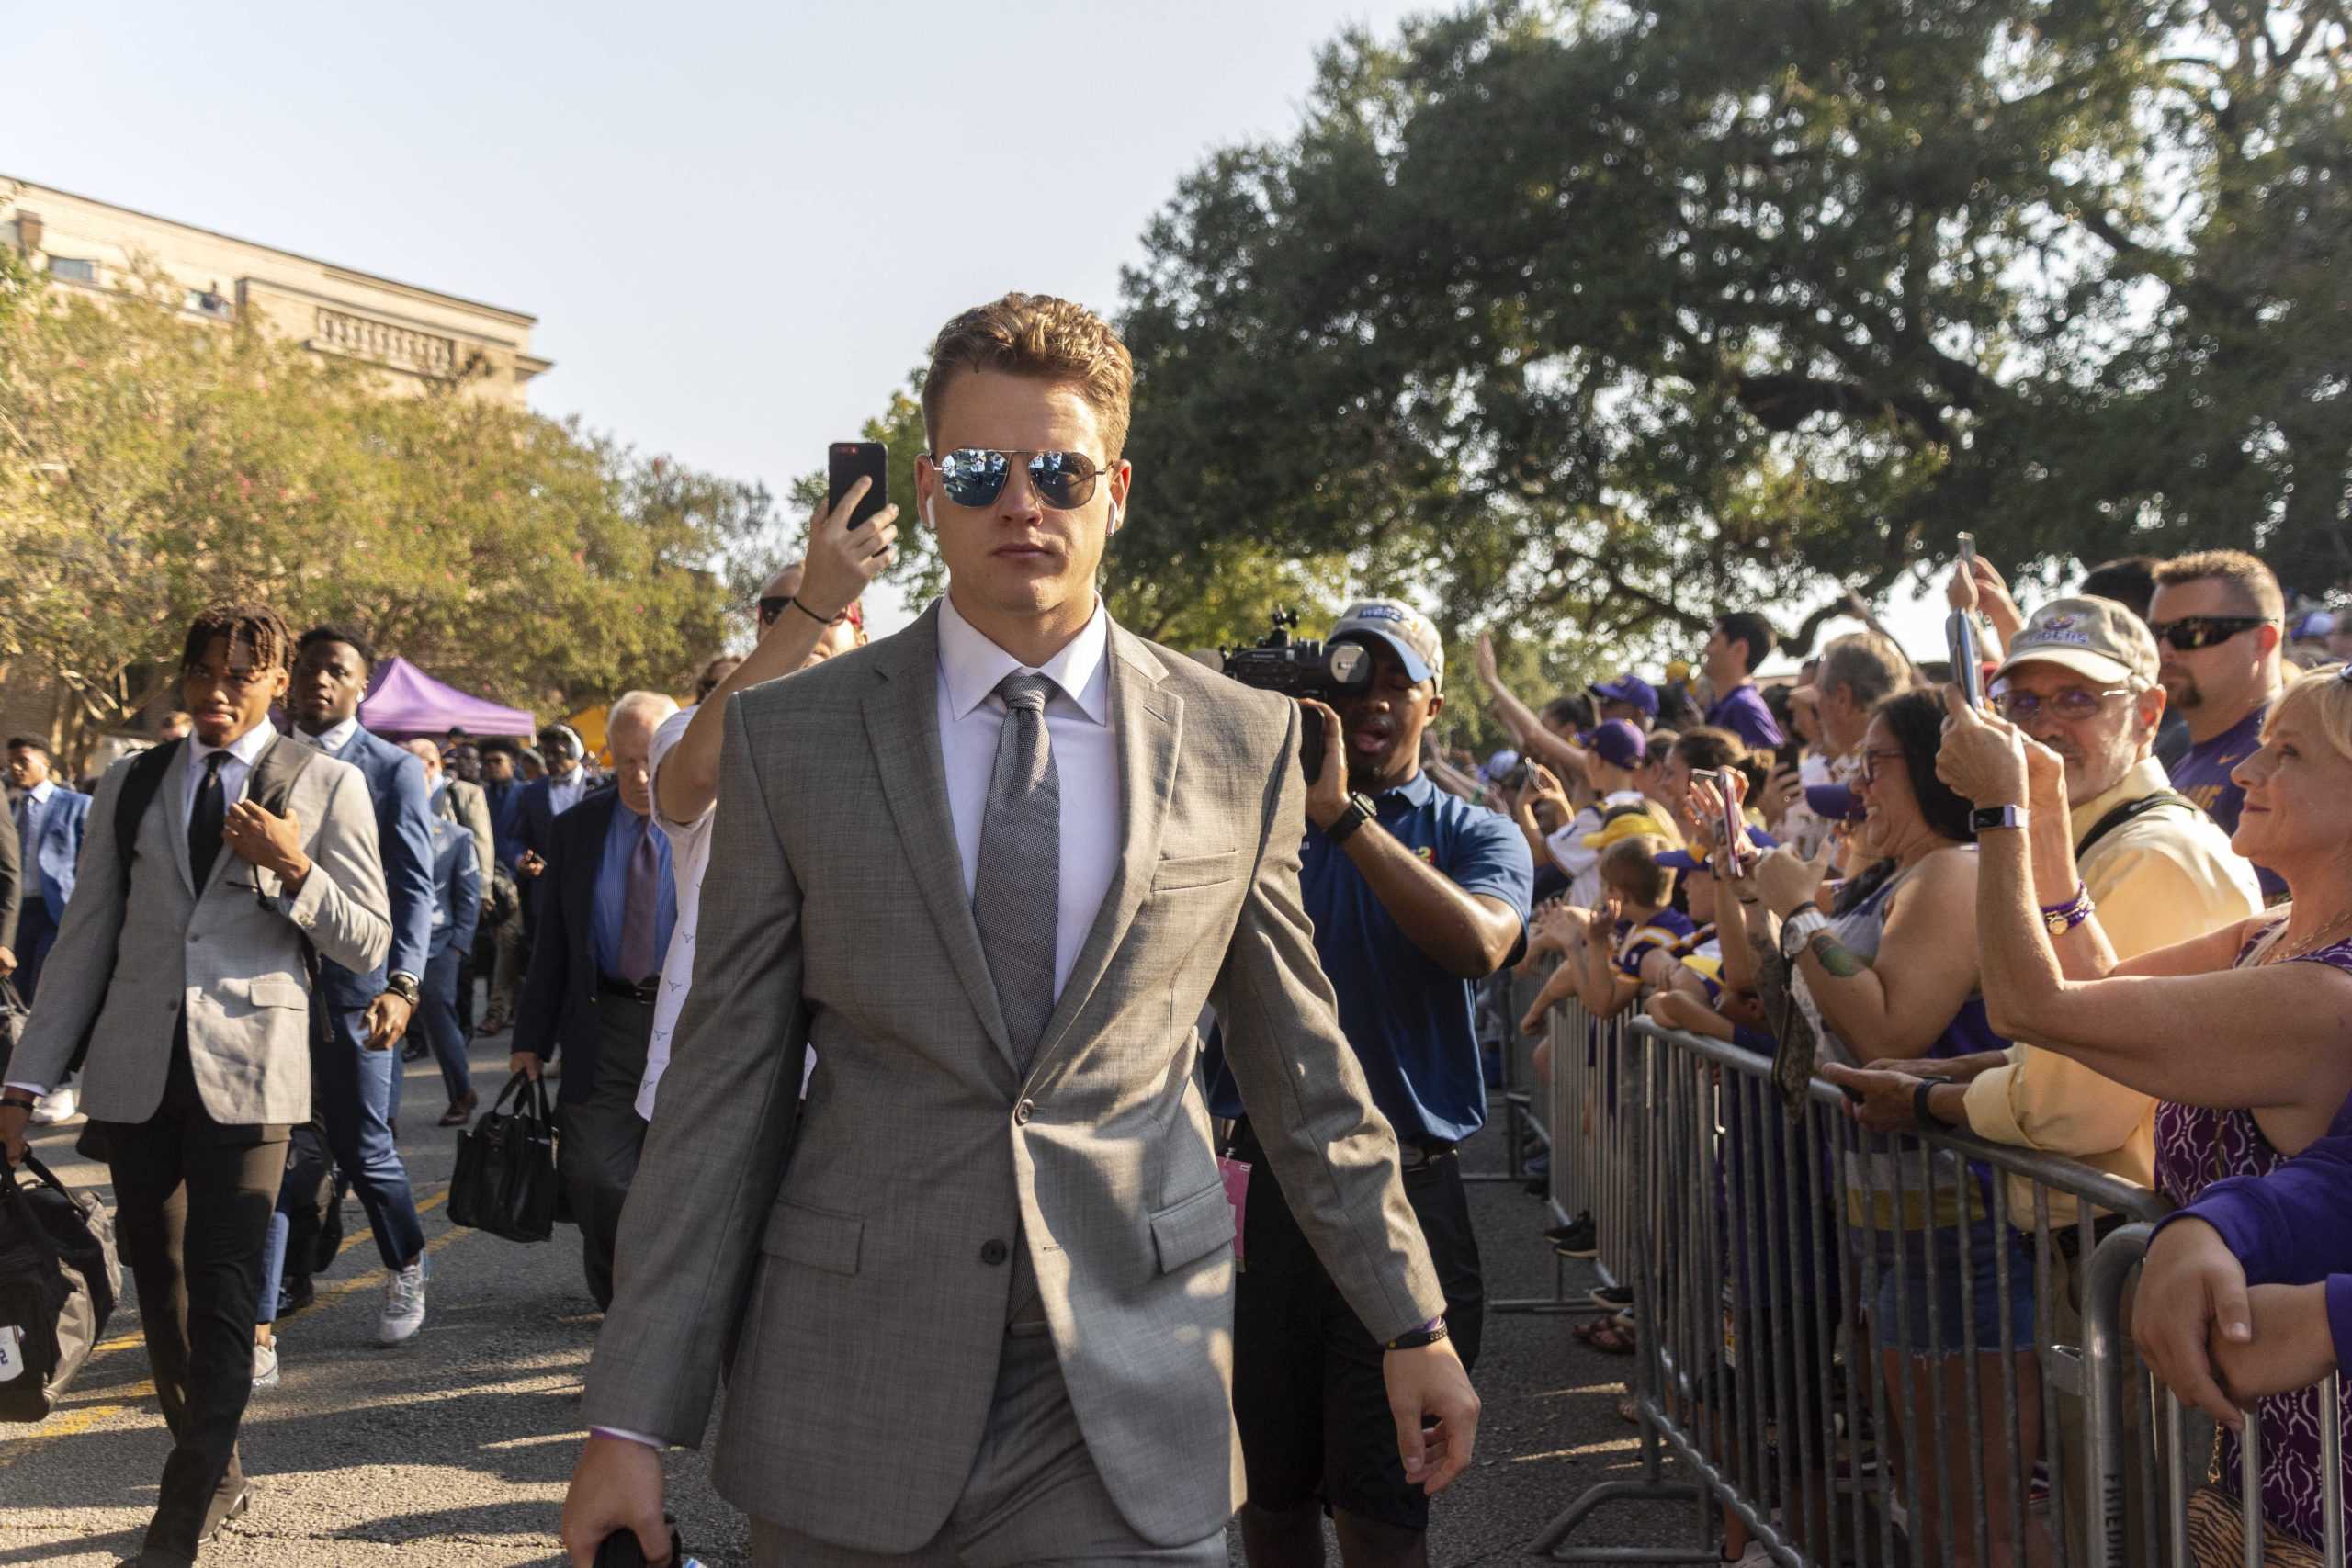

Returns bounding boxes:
[448,1071,560,1244]
[0,1151,122,1422]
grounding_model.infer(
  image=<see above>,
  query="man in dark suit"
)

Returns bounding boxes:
[258,626,438,1352]
[415,810,483,1125]
[6,736,90,1004]
[476,739,529,1036]
[2,602,390,1566]
[511,693,678,1309]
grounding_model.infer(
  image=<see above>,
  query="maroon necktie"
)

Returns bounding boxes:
[618,815,659,980]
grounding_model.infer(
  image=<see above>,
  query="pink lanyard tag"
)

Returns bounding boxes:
[1216,1155,1251,1264]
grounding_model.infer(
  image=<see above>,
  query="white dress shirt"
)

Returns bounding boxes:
[184,719,278,827]
[636,706,723,1121]
[936,593,1121,1004]
[293,716,362,757]
[548,768,586,817]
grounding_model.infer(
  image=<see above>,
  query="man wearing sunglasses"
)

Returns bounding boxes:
[631,504,888,1125]
[560,293,1476,1568]
[1829,594,2262,1562]
[2149,548,2288,897]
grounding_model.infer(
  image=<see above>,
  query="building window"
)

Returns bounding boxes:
[47,256,96,283]
[186,288,231,320]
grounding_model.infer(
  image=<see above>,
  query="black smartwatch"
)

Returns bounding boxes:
[1324,793,1378,846]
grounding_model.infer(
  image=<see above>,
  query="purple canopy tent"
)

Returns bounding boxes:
[358,657,534,739]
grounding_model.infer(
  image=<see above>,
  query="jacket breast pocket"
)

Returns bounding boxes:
[218,976,309,1018]
[761,1199,864,1278]
[1152,850,1239,895]
[1149,1181,1235,1274]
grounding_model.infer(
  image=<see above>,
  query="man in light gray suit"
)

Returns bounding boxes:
[1,603,391,1568]
[562,294,1478,1568]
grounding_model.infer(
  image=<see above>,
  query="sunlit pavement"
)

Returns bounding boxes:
[1,1041,1687,1567]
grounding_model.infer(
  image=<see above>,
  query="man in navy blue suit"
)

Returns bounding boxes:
[262,626,438,1354]
[6,736,89,1003]
[511,693,677,1310]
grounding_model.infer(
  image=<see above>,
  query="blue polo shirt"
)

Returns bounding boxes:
[1207,770,1533,1145]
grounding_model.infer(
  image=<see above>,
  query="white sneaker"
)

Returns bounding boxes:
[29,1086,76,1125]
[379,1258,427,1346]
[252,1340,279,1388]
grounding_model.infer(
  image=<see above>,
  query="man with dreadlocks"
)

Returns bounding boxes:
[2,604,392,1567]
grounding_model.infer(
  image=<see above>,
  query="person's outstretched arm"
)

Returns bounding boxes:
[657,485,897,828]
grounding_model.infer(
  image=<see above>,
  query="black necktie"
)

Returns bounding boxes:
[189,752,228,888]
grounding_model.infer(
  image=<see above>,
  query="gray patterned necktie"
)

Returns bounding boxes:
[973,671,1061,1068]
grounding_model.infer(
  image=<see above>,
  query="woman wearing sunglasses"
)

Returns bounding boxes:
[1938,663,2352,1556]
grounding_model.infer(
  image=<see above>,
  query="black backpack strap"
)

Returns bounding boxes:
[2076,789,2200,861]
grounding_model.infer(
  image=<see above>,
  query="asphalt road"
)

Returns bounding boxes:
[1,1034,1702,1566]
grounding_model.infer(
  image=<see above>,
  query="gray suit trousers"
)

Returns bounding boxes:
[748,1330,1224,1568]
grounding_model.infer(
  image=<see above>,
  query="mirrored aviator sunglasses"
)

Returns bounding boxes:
[931,448,1109,511]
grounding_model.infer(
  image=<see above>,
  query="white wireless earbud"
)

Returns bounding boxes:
[1107,500,1122,532]
[923,497,938,530]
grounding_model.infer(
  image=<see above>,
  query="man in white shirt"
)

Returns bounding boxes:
[638,529,888,1122]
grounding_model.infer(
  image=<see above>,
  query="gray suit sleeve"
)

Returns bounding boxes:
[9,764,130,1092]
[1211,700,1447,1343]
[460,782,495,890]
[582,695,809,1446]
[278,764,393,975]
[0,793,20,957]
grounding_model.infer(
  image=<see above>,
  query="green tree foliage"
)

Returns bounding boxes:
[1114,0,2350,659]
[0,254,771,768]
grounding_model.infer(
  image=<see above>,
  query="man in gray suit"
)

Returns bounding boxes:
[562,294,1478,1568]
[1,603,391,1567]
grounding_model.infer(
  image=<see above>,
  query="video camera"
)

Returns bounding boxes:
[1221,609,1373,784]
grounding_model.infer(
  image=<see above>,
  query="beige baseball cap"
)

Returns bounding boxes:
[1994,595,2160,687]
[1329,599,1444,690]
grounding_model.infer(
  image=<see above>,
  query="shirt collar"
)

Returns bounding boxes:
[1374,770,1438,808]
[24,779,55,807]
[191,717,277,772]
[2068,755,2177,844]
[297,716,362,755]
[936,593,1113,726]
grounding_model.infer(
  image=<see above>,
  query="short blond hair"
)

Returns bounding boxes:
[2154,549,2284,621]
[2266,665,2352,766]
[922,293,1135,464]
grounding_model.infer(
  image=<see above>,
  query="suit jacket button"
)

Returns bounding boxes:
[1013,1099,1035,1124]
[979,1239,1009,1266]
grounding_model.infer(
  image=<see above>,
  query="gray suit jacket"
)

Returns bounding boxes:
[11,737,393,1124]
[437,775,497,892]
[582,605,1445,1551]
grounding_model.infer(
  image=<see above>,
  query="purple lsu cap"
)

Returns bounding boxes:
[1589,719,1647,771]
[1589,673,1659,718]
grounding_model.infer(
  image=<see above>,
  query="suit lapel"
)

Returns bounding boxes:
[164,744,195,895]
[863,606,1017,1071]
[1028,626,1182,1078]
[230,737,315,900]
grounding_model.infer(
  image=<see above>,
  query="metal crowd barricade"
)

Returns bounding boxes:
[1469,967,1551,1190]
[1494,995,1640,1316]
[1521,1018,2352,1568]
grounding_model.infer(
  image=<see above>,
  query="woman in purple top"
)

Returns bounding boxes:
[2143,1133,2352,1425]
[1939,663,2352,1552]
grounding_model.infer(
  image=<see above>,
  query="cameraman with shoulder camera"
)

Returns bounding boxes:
[1211,599,1532,1568]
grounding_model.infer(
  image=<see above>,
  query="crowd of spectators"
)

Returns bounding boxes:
[1469,547,2347,1565]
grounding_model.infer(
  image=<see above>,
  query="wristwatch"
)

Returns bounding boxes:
[1970,805,2028,834]
[382,972,422,1006]
[1780,905,1830,961]
[1324,793,1378,847]
[1385,1316,1450,1351]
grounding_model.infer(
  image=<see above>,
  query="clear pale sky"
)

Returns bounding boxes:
[8,0,1961,658]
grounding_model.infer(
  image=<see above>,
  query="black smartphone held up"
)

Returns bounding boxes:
[828,442,889,530]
